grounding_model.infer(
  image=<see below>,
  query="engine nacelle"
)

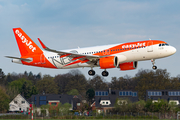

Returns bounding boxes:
[119,61,138,71]
[98,56,118,69]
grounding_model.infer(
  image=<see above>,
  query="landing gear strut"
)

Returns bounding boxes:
[151,59,157,70]
[102,70,109,77]
[88,70,95,76]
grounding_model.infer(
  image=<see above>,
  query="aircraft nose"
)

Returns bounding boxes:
[171,46,176,55]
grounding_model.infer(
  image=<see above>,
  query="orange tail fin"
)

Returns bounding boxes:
[13,28,43,57]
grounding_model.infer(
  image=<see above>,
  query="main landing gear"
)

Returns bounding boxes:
[151,59,157,70]
[88,70,95,76]
[88,69,109,77]
[102,70,109,77]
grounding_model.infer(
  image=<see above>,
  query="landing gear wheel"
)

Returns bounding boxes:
[102,71,109,77]
[151,59,157,70]
[88,70,95,76]
[152,66,157,70]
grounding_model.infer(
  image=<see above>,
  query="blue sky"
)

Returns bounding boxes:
[0,0,180,81]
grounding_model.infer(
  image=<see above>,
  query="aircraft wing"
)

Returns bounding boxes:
[38,38,106,63]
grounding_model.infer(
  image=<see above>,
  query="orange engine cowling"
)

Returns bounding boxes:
[119,61,138,71]
[98,56,118,69]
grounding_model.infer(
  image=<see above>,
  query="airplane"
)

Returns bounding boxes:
[6,28,176,77]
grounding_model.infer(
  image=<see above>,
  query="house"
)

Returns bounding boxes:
[30,94,81,110]
[95,88,138,113]
[9,94,30,112]
[146,90,180,105]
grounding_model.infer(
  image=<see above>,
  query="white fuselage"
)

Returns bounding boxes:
[44,43,176,69]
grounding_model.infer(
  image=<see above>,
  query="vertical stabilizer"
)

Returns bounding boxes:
[13,28,43,57]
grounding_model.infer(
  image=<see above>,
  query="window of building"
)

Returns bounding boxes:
[40,96,46,100]
[95,91,98,96]
[39,101,46,105]
[95,91,108,96]
[14,101,17,104]
[126,91,128,96]
[77,103,80,106]
[21,101,25,104]
[132,92,137,97]
[148,91,162,96]
[119,91,135,96]
[51,102,57,105]
[39,96,47,105]
[169,91,180,96]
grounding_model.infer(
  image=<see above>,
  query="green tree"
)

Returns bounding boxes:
[36,79,58,94]
[67,89,79,95]
[114,98,132,112]
[86,88,95,105]
[65,70,87,95]
[88,75,108,90]
[0,69,6,85]
[54,73,72,94]
[0,86,9,112]
[61,103,71,115]
[31,85,38,95]
[6,73,13,84]
[9,78,33,99]
[135,69,171,100]
[145,99,171,112]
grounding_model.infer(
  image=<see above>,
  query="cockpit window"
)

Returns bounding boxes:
[159,43,169,47]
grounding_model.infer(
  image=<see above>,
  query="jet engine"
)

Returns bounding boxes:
[119,61,138,71]
[98,56,117,69]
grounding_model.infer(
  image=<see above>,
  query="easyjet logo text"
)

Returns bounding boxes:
[15,30,36,52]
[122,42,146,49]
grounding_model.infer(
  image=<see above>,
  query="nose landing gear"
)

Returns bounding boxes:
[151,59,157,70]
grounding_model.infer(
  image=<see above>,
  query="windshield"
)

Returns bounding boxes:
[159,43,169,46]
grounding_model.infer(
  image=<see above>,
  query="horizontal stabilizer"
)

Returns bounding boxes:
[5,56,32,62]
